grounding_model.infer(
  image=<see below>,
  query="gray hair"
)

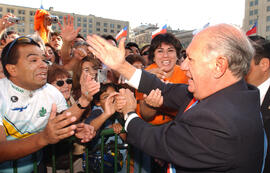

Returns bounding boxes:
[204,24,255,79]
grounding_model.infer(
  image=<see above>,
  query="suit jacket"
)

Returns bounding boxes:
[261,85,270,173]
[126,70,264,173]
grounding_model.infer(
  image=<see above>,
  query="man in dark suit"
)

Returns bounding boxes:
[87,24,266,172]
[246,37,270,173]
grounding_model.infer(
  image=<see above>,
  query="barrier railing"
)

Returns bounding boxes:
[12,128,130,173]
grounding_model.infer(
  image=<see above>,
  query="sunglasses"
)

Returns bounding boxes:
[56,78,72,87]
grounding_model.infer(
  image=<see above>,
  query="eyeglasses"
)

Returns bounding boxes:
[56,78,72,87]
[142,51,149,56]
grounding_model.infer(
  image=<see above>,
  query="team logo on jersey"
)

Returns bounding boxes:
[10,96,18,102]
[39,107,47,117]
[11,105,28,112]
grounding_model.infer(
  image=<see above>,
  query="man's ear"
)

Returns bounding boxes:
[213,56,228,79]
[259,58,270,72]
[5,64,17,77]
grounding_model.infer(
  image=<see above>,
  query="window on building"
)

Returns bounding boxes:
[267,6,270,12]
[88,30,92,33]
[117,25,121,29]
[249,10,253,16]
[104,28,107,32]
[0,7,2,12]
[89,18,92,23]
[30,11,35,16]
[7,8,14,13]
[267,26,270,31]
[18,10,25,14]
[104,23,108,27]
[266,35,270,40]
[77,17,81,22]
[255,0,258,5]
[77,23,81,27]
[111,30,114,33]
[110,24,114,28]
[96,22,100,26]
[83,23,87,27]
[88,24,92,28]
[0,14,2,18]
[267,16,270,22]
[83,29,87,33]
[249,20,253,25]
[254,9,258,15]
[250,1,254,6]
[83,18,87,22]
[96,28,100,31]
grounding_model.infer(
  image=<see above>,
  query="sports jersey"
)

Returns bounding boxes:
[0,78,68,173]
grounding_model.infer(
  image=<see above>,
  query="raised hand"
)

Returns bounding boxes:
[0,13,17,32]
[86,35,126,70]
[103,92,119,117]
[75,123,96,143]
[59,15,81,42]
[80,71,100,101]
[40,104,77,145]
[143,88,163,108]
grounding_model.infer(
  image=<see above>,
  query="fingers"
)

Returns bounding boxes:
[56,124,76,137]
[49,103,57,120]
[52,112,77,128]
[145,89,163,107]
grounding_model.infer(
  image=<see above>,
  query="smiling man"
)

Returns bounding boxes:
[0,36,97,172]
[87,23,266,172]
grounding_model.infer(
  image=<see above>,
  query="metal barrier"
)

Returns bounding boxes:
[12,128,130,173]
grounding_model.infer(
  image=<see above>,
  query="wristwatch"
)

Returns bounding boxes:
[76,100,88,109]
[124,111,136,120]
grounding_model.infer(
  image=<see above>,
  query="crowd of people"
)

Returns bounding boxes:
[0,7,269,173]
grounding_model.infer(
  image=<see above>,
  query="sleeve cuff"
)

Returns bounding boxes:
[125,69,142,89]
[124,113,139,132]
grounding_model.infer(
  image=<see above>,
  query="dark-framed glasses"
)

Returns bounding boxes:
[56,78,72,87]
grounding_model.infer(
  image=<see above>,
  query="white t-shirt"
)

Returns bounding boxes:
[0,78,68,173]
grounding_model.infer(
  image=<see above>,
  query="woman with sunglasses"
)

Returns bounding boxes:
[47,64,74,106]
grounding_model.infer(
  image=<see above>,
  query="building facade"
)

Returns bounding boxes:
[243,0,270,39]
[130,24,193,49]
[0,3,129,39]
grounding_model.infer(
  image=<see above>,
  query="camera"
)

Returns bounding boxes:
[7,17,20,24]
[97,69,107,83]
[49,15,59,24]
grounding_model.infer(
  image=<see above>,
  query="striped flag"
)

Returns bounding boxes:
[115,26,128,41]
[152,24,167,39]
[192,22,210,35]
[246,21,257,36]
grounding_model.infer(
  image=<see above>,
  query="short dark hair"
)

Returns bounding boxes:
[47,64,71,84]
[76,34,85,41]
[126,42,139,50]
[93,83,119,103]
[102,35,117,45]
[251,40,270,65]
[50,31,61,38]
[148,33,183,62]
[1,37,40,78]
[126,54,146,66]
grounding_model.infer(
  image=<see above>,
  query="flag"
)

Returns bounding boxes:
[246,21,257,36]
[192,22,210,35]
[40,0,44,9]
[115,26,128,41]
[152,24,167,39]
